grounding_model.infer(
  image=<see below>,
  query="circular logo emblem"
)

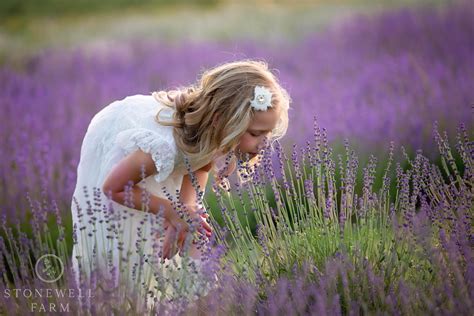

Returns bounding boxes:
[35,254,64,283]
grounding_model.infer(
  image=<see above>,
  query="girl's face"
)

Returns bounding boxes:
[236,108,280,159]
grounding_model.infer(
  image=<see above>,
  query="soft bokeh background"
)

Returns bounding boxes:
[0,0,449,60]
[1,2,473,313]
[1,0,472,220]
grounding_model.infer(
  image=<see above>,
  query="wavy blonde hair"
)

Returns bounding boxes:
[153,60,290,178]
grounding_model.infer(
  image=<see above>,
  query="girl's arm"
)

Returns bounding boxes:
[160,162,214,259]
[172,162,213,249]
[101,150,212,234]
[179,161,213,209]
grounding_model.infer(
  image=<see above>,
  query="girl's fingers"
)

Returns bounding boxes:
[197,225,212,238]
[171,216,212,255]
[162,237,170,260]
[200,219,212,233]
[187,215,212,233]
[197,209,209,218]
[190,217,212,238]
[177,229,188,250]
[162,224,178,260]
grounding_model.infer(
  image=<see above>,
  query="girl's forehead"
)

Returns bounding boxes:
[248,109,280,131]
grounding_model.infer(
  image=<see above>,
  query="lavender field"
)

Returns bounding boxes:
[0,1,473,314]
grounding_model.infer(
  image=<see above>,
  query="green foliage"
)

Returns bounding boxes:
[0,0,218,18]
[211,121,472,306]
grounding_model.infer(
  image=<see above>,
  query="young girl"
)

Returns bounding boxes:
[71,60,290,307]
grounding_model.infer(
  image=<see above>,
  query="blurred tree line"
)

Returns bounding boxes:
[0,0,219,18]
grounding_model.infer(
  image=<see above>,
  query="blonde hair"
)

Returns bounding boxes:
[154,60,290,178]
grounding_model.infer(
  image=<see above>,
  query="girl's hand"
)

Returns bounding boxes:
[174,207,212,249]
[161,220,179,260]
[165,206,212,252]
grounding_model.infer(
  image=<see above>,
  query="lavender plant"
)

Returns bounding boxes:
[0,178,221,314]
[0,2,473,314]
[0,119,472,314]
[208,118,472,314]
[1,2,472,222]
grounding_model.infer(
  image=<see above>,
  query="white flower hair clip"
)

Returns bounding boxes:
[250,86,273,111]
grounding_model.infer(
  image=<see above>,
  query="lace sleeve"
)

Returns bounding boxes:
[114,128,176,183]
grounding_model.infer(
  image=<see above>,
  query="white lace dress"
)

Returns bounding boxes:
[71,94,212,309]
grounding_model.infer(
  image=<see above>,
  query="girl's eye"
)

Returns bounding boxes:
[249,132,260,137]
